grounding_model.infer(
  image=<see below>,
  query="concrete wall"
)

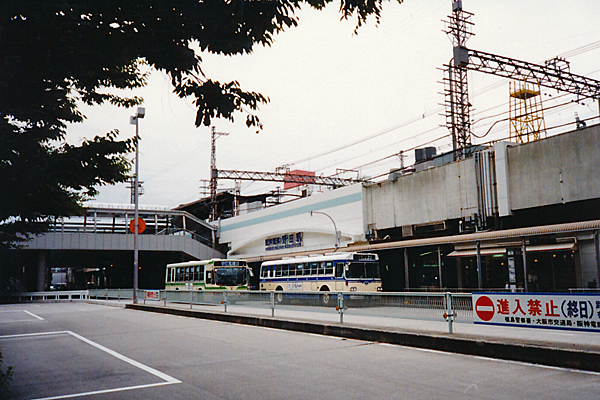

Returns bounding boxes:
[364,155,479,231]
[365,125,600,231]
[507,125,600,210]
[25,233,221,260]
[220,184,365,258]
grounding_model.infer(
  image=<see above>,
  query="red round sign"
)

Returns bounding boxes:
[129,218,146,234]
[474,295,495,321]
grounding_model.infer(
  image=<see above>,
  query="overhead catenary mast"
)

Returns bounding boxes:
[210,126,229,222]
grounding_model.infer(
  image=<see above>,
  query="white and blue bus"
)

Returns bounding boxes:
[259,252,382,296]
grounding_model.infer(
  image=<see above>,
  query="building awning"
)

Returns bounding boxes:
[447,248,506,257]
[446,242,576,257]
[526,243,577,252]
[246,219,597,263]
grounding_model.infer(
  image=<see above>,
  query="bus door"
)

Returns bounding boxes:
[334,262,345,291]
[310,262,319,291]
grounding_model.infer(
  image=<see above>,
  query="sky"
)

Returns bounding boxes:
[66,0,600,209]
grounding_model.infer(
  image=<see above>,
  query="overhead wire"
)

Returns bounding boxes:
[241,39,600,194]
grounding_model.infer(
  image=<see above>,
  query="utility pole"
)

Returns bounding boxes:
[443,0,474,160]
[130,107,145,304]
[210,126,229,222]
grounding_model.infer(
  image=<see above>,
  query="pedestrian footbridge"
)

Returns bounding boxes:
[21,206,223,290]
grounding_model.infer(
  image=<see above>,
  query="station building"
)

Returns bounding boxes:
[218,124,600,291]
[8,124,600,292]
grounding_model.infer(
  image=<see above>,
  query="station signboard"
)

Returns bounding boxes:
[265,232,303,251]
[472,292,600,332]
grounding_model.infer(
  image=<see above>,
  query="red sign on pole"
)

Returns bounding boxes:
[129,218,146,234]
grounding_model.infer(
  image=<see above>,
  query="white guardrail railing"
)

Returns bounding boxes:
[2,289,475,334]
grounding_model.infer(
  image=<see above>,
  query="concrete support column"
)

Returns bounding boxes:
[476,241,482,289]
[438,246,443,289]
[595,230,600,288]
[37,252,47,292]
[404,248,410,290]
[522,238,528,292]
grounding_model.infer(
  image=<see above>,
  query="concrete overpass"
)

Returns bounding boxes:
[17,205,223,291]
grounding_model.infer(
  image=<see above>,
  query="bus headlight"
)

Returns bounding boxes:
[377,286,383,291]
[350,287,357,292]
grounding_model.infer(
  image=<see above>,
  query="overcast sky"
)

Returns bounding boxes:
[66,0,600,209]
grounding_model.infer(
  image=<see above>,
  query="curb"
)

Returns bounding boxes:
[126,303,600,373]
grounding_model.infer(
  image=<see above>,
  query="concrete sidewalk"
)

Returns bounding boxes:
[106,299,600,373]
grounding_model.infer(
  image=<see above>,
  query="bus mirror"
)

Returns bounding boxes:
[248,269,254,277]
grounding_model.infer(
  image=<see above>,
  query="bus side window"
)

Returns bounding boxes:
[166,269,171,283]
[316,262,324,275]
[282,264,289,277]
[206,270,213,284]
[312,262,318,275]
[325,262,334,275]
[335,263,344,278]
[302,263,311,276]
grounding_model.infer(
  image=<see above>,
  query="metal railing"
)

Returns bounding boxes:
[1,290,89,302]
[82,289,473,333]
[47,206,216,247]
[7,288,599,334]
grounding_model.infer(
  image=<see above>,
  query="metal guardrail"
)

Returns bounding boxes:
[6,288,600,334]
[0,289,539,334]
[1,291,89,302]
[47,206,216,248]
[82,289,472,333]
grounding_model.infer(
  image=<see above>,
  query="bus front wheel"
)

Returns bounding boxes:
[320,288,331,306]
[275,287,284,304]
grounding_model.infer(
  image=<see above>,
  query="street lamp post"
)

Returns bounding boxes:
[130,107,145,303]
[309,210,340,250]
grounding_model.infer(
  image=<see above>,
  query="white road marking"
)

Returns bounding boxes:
[0,319,44,324]
[23,310,44,320]
[0,330,181,399]
[66,330,181,384]
[0,331,67,339]
[31,382,177,400]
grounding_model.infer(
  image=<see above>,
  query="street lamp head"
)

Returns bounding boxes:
[130,107,146,124]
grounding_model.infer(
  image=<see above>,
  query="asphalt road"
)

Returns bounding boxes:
[1,302,599,400]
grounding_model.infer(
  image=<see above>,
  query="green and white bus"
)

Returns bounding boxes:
[165,259,251,291]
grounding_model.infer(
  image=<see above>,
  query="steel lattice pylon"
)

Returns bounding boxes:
[509,79,547,143]
[443,0,474,160]
[442,1,600,157]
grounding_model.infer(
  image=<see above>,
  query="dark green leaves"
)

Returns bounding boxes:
[0,0,400,249]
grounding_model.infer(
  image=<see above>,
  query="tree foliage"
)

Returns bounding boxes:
[0,0,401,249]
[0,348,12,398]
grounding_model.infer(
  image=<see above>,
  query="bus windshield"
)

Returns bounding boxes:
[346,262,380,279]
[214,267,248,286]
